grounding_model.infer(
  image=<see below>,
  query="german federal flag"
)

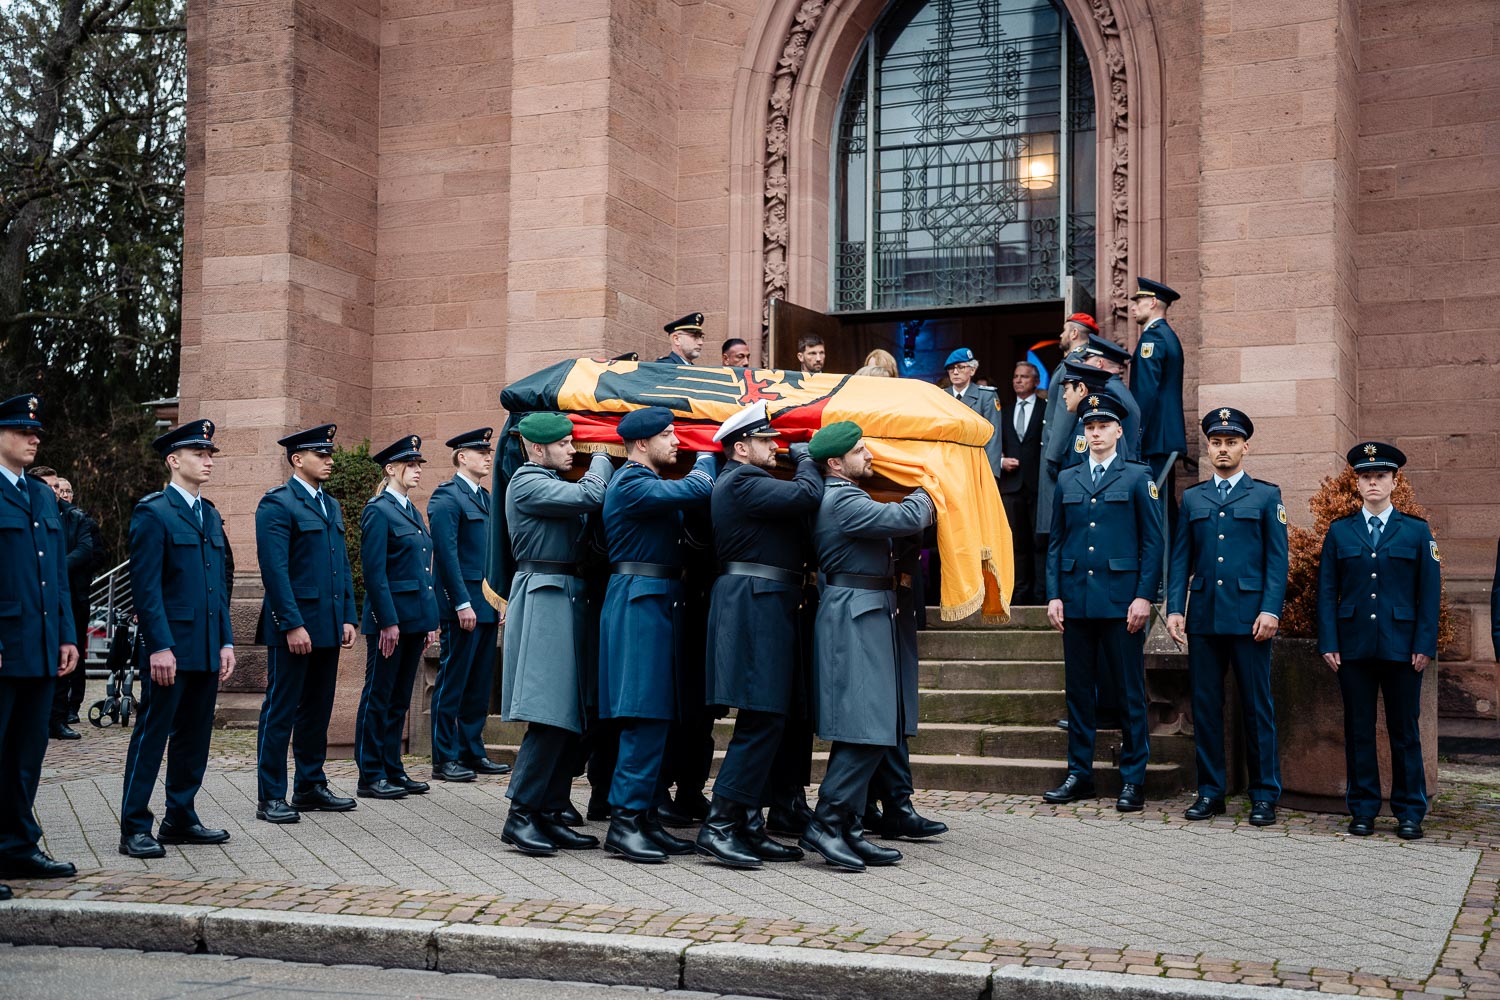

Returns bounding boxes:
[486,359,1011,623]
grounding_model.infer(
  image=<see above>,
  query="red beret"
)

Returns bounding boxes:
[1066,312,1099,332]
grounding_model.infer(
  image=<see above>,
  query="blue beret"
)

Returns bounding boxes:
[944,347,976,368]
[1202,407,1254,439]
[153,419,220,457]
[278,423,337,457]
[0,393,43,431]
[1347,441,1405,472]
[618,406,675,441]
[373,435,425,466]
[809,420,863,461]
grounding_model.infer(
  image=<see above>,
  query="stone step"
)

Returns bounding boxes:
[917,629,1062,662]
[482,742,1187,798]
[919,659,1063,690]
[924,605,1052,630]
[916,688,1065,725]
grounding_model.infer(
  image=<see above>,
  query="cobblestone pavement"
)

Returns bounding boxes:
[14,721,1500,997]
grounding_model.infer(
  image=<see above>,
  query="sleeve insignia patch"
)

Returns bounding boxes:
[1277,504,1287,525]
[1430,540,1441,562]
[1148,480,1160,500]
[1140,342,1154,359]
[1073,435,1087,453]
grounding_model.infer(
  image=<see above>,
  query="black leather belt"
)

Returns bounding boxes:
[723,561,803,587]
[825,572,895,591]
[611,561,683,580]
[516,559,579,577]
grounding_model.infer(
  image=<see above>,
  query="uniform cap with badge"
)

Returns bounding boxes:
[1078,391,1124,426]
[1083,334,1132,367]
[944,347,977,369]
[372,435,426,466]
[1347,440,1405,472]
[277,423,337,458]
[712,399,781,447]
[0,393,44,431]
[152,419,220,457]
[1201,406,1254,440]
[445,427,494,452]
[664,312,705,335]
[1130,276,1181,305]
[808,420,863,461]
[617,406,676,442]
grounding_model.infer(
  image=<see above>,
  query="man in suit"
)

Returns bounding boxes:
[1317,442,1441,840]
[943,348,1004,486]
[658,313,705,366]
[428,427,510,783]
[1042,392,1164,812]
[30,465,97,740]
[0,394,80,893]
[1036,314,1096,546]
[1166,408,1287,827]
[1129,277,1187,522]
[119,420,236,859]
[1001,361,1046,604]
[253,425,360,824]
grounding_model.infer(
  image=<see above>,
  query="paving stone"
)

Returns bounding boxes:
[684,942,993,1000]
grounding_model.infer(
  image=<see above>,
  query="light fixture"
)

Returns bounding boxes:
[1020,133,1057,191]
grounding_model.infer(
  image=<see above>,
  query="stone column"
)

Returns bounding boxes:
[1196,0,1361,515]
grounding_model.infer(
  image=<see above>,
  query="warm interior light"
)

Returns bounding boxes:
[1020,133,1057,191]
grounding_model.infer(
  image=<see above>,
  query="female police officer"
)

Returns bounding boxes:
[355,436,440,800]
[1317,442,1440,840]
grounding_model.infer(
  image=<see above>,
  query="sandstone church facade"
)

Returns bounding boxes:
[181,0,1498,737]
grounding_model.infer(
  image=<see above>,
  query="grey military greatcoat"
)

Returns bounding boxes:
[501,454,613,734]
[811,478,933,747]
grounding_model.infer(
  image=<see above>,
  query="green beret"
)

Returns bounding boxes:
[515,412,574,445]
[809,420,863,461]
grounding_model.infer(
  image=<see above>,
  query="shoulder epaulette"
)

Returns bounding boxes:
[137,491,163,505]
[1128,459,1151,468]
[265,484,287,496]
[1253,478,1280,488]
[1399,510,1428,523]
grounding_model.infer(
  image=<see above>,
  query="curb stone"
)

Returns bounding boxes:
[993,967,1321,1000]
[435,924,685,988]
[0,899,211,953]
[683,941,993,1000]
[201,909,442,969]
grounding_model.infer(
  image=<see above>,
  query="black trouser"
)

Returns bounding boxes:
[1188,634,1280,802]
[355,632,425,786]
[48,596,89,726]
[1001,490,1042,604]
[1063,617,1149,784]
[867,738,916,807]
[714,709,786,806]
[768,712,814,805]
[1339,658,1426,822]
[432,621,498,765]
[662,708,715,803]
[255,643,341,801]
[817,741,887,814]
[507,722,581,810]
[585,716,620,803]
[120,669,220,836]
[0,677,53,856]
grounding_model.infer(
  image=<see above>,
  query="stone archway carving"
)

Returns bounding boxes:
[738,0,1162,341]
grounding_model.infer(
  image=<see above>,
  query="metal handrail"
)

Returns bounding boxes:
[84,560,132,668]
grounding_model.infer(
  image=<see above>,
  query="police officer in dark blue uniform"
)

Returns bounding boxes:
[1317,442,1441,840]
[253,424,359,825]
[597,406,716,863]
[356,436,441,800]
[0,394,79,891]
[428,427,510,783]
[1043,392,1164,812]
[1129,277,1187,498]
[1166,408,1286,827]
[1057,359,1114,472]
[1081,335,1142,463]
[119,420,235,859]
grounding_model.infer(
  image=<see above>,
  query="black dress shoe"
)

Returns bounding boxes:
[1184,795,1225,821]
[586,794,612,822]
[465,757,511,776]
[49,724,82,741]
[862,800,883,832]
[432,761,476,783]
[0,849,77,879]
[356,779,408,799]
[1042,774,1096,804]
[1248,802,1277,827]
[290,785,356,812]
[1396,819,1424,840]
[642,809,695,855]
[877,801,948,840]
[157,822,230,846]
[1348,816,1375,836]
[1116,783,1145,812]
[501,807,559,856]
[538,812,599,850]
[556,802,585,827]
[256,799,301,824]
[119,833,166,859]
[694,798,763,869]
[797,803,865,872]
[66,711,80,725]
[0,884,11,901]
[742,807,803,862]
[766,791,814,837]
[655,797,701,828]
[604,809,668,863]
[393,775,430,795]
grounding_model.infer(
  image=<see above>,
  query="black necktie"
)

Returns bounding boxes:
[1217,480,1230,503]
[15,477,29,510]
[191,498,203,527]
[1368,515,1382,548]
[1092,464,1104,488]
[479,488,489,514]
[317,491,329,522]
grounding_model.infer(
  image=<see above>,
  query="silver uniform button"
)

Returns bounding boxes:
[1217,580,1223,586]
[1370,613,1377,619]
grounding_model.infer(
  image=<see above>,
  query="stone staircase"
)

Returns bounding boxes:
[483,605,1191,796]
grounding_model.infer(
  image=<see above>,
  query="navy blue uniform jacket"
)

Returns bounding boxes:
[1046,457,1164,617]
[0,476,75,675]
[360,491,440,635]
[255,478,357,647]
[1317,510,1441,661]
[1131,317,1186,458]
[130,488,232,670]
[1168,476,1288,634]
[427,476,497,625]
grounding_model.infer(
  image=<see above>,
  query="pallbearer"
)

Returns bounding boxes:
[254,424,359,825]
[1317,442,1440,840]
[499,412,613,856]
[697,401,820,868]
[119,420,235,859]
[428,427,510,782]
[355,436,440,800]
[1166,408,1286,827]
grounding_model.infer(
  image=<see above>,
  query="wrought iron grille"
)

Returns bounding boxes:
[832,0,1097,312]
